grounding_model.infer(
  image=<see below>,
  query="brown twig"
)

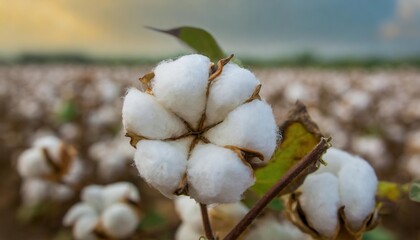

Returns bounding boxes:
[200,203,216,240]
[223,138,330,240]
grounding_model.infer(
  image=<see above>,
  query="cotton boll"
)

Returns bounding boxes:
[73,215,98,240]
[20,179,49,206]
[33,136,62,161]
[316,148,357,176]
[134,139,190,198]
[63,203,97,226]
[63,159,84,185]
[122,88,187,139]
[153,54,210,128]
[82,185,105,211]
[245,218,309,240]
[17,148,52,178]
[299,173,340,237]
[187,144,255,204]
[51,183,74,201]
[205,100,277,161]
[174,196,203,231]
[338,159,378,231]
[102,182,140,207]
[175,223,201,240]
[205,64,260,126]
[101,203,139,239]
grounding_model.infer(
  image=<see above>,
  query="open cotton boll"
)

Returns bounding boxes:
[175,223,201,240]
[17,148,52,178]
[102,182,140,207]
[101,203,139,239]
[122,88,187,139]
[81,185,105,211]
[33,135,62,161]
[299,173,341,237]
[73,215,98,240]
[174,196,203,230]
[316,148,358,175]
[135,138,190,198]
[338,159,378,231]
[153,54,210,128]
[21,179,49,206]
[63,203,97,226]
[187,144,255,204]
[205,100,277,161]
[62,159,84,185]
[205,64,260,126]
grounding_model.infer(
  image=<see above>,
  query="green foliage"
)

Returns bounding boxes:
[377,181,409,202]
[146,26,225,62]
[409,180,420,202]
[362,227,396,240]
[138,210,166,231]
[252,102,324,196]
[56,100,77,123]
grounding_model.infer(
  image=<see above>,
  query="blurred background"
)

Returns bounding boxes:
[1,0,420,239]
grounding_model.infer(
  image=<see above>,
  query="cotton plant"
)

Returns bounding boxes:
[122,54,278,204]
[17,136,85,206]
[63,182,141,240]
[285,148,379,240]
[88,132,135,180]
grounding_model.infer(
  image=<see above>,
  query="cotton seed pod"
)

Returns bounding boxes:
[134,139,190,198]
[101,203,140,239]
[187,144,255,204]
[153,54,210,128]
[205,100,277,161]
[122,88,187,139]
[124,54,277,204]
[286,148,379,240]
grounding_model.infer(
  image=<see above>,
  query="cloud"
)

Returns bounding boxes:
[381,0,420,39]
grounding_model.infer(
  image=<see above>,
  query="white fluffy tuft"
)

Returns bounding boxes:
[205,100,277,161]
[134,139,190,198]
[20,179,49,206]
[101,203,139,239]
[102,182,140,207]
[73,215,98,240]
[152,54,210,128]
[187,144,255,204]
[122,88,187,139]
[17,148,51,178]
[63,203,97,226]
[81,185,105,211]
[174,196,203,231]
[299,173,340,237]
[205,64,260,126]
[175,223,201,240]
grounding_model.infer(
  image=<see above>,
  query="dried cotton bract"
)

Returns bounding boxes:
[123,54,277,204]
[17,136,84,205]
[63,182,141,240]
[286,148,379,240]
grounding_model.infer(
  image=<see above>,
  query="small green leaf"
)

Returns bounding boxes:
[252,101,324,196]
[267,198,283,212]
[362,227,395,240]
[377,181,408,202]
[56,100,77,123]
[409,180,420,202]
[138,211,166,231]
[146,26,225,62]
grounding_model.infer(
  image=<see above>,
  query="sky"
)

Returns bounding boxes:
[2,0,420,59]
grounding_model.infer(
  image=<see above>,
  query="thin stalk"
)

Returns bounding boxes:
[223,138,330,240]
[200,203,215,240]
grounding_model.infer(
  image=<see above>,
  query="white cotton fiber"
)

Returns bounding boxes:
[50,183,74,201]
[174,196,203,231]
[316,148,357,176]
[73,215,98,240]
[20,179,49,206]
[63,159,84,185]
[102,182,140,207]
[122,88,187,139]
[175,223,201,240]
[187,144,255,204]
[205,100,277,161]
[299,173,340,237]
[205,63,260,126]
[102,203,139,239]
[63,203,97,226]
[153,54,210,128]
[245,218,309,240]
[17,148,52,178]
[134,139,190,198]
[81,185,105,211]
[33,135,62,161]
[338,159,378,231]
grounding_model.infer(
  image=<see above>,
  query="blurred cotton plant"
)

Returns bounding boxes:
[122,54,278,204]
[285,148,379,240]
[17,136,85,206]
[63,182,141,240]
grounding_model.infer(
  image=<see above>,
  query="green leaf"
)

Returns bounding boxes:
[138,211,166,231]
[252,101,324,196]
[409,179,420,202]
[56,100,77,123]
[146,26,225,62]
[362,227,395,240]
[377,181,409,202]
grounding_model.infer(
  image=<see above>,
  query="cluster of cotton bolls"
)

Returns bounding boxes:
[123,54,278,204]
[174,196,308,240]
[88,132,135,180]
[63,182,141,240]
[286,148,378,239]
[17,136,85,206]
